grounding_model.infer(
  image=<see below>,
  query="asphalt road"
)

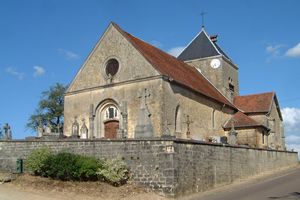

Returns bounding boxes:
[185,167,300,200]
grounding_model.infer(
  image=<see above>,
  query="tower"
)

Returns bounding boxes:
[177,28,239,101]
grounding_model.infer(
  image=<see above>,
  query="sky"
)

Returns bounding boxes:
[0,0,300,153]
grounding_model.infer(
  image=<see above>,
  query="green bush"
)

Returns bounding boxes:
[97,157,129,186]
[26,150,129,184]
[44,152,79,181]
[76,155,104,181]
[26,148,51,176]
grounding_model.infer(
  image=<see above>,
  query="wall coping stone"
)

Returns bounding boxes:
[0,137,297,154]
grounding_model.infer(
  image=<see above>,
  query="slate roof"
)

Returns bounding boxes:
[113,23,236,109]
[223,111,267,129]
[177,29,230,61]
[234,92,274,113]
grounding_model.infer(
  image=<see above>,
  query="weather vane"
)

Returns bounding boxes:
[200,11,207,28]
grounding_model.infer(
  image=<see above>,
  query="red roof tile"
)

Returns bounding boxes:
[113,23,236,109]
[223,111,266,129]
[234,92,274,113]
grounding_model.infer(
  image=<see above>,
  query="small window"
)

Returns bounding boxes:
[229,83,234,92]
[105,59,119,77]
[105,105,119,120]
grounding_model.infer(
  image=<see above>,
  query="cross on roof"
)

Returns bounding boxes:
[200,11,207,28]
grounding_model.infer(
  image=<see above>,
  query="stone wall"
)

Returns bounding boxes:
[0,139,297,197]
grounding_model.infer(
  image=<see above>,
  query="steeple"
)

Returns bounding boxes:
[177,29,231,61]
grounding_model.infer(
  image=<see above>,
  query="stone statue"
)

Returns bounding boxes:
[135,88,154,138]
[72,117,79,137]
[80,119,88,139]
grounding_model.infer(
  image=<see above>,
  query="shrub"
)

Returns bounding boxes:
[97,157,129,186]
[76,155,104,181]
[26,148,51,176]
[44,152,80,181]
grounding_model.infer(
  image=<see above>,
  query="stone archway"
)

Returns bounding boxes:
[95,100,120,138]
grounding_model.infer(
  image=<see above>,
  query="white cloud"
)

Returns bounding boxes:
[5,67,25,80]
[167,46,185,57]
[58,48,80,60]
[33,66,45,77]
[285,43,300,57]
[281,107,300,155]
[266,44,283,56]
[282,107,300,132]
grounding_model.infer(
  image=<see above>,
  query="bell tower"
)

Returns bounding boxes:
[177,28,239,101]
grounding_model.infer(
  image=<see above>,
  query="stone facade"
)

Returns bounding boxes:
[64,22,286,150]
[185,56,239,101]
[0,139,297,197]
[64,23,236,140]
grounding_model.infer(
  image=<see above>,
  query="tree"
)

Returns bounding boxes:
[27,83,68,132]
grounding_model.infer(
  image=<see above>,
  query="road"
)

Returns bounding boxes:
[184,167,300,200]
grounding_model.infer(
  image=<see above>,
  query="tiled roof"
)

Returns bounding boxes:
[113,23,236,109]
[177,29,231,61]
[234,92,274,113]
[223,111,267,129]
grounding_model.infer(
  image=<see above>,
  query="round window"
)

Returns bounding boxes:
[105,59,119,77]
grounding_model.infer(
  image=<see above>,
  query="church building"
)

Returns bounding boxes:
[64,22,285,150]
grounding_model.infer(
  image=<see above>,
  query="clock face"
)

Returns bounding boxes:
[210,59,221,69]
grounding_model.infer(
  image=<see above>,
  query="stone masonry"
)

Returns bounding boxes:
[0,139,297,197]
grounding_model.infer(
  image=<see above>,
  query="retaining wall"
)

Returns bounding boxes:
[0,139,298,197]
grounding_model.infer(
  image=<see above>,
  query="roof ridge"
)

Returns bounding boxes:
[113,23,236,109]
[235,91,275,98]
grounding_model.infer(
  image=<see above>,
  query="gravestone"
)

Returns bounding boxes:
[71,117,80,138]
[80,119,88,139]
[228,121,238,145]
[134,88,154,138]
[45,122,52,134]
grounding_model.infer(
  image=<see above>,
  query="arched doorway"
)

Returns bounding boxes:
[103,105,119,139]
[95,101,120,139]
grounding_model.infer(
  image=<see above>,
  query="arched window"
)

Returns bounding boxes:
[175,105,182,133]
[212,109,216,129]
[104,105,119,120]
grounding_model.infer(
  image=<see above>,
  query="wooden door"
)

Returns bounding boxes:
[104,120,119,139]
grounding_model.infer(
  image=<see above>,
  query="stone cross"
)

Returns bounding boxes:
[228,120,238,145]
[89,104,95,139]
[118,101,128,138]
[162,120,172,137]
[138,88,151,109]
[183,115,193,139]
[3,123,12,140]
[135,88,154,138]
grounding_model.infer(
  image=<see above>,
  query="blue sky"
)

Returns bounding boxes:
[1,0,300,151]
